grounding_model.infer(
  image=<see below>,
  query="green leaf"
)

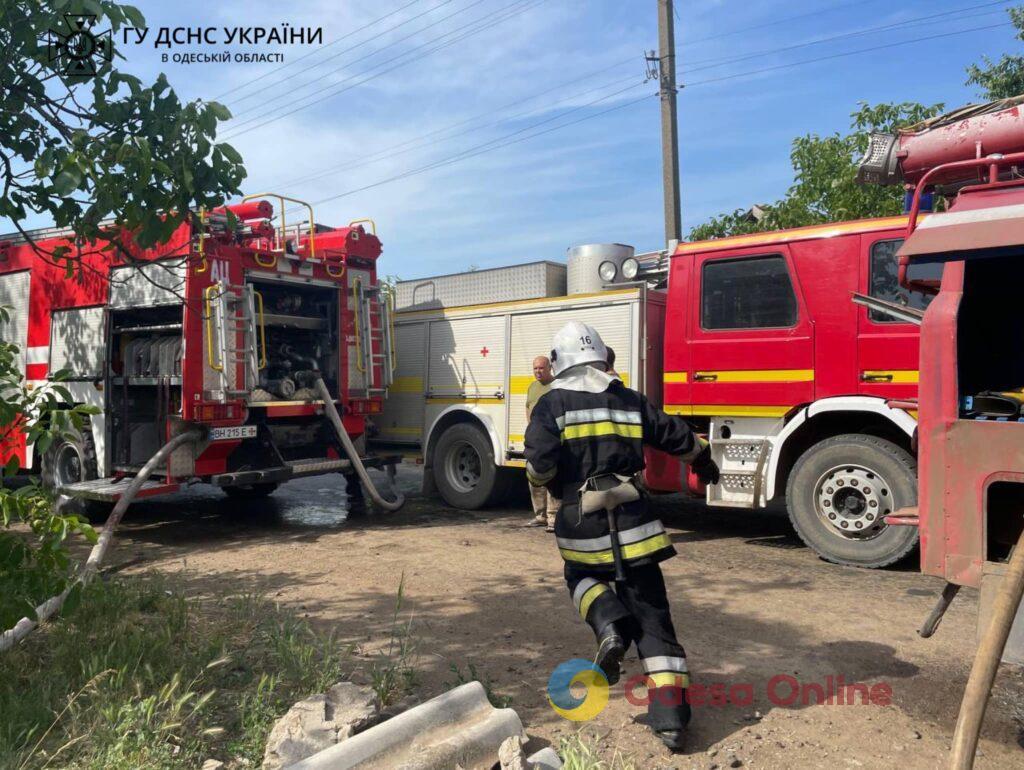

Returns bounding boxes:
[206,102,232,122]
[52,170,81,196]
[218,143,243,165]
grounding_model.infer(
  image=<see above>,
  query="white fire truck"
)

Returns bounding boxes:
[375,246,666,508]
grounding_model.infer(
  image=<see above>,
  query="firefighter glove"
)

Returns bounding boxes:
[691,446,720,486]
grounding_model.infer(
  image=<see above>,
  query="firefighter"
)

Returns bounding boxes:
[524,321,719,751]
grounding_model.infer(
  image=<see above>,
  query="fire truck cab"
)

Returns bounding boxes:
[642,216,940,568]
[0,195,399,511]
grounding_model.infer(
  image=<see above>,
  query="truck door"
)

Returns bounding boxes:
[856,235,939,402]
[661,253,691,410]
[689,247,814,418]
[378,320,426,444]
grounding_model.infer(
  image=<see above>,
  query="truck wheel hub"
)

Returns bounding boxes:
[814,465,890,540]
[54,443,84,487]
[444,440,482,493]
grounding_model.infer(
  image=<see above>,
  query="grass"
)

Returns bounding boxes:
[0,574,353,769]
[558,732,637,770]
[367,573,419,708]
[443,661,513,709]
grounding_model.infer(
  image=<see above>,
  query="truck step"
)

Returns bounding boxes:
[287,458,352,476]
[59,477,181,502]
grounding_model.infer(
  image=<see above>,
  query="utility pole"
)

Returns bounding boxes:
[656,0,681,245]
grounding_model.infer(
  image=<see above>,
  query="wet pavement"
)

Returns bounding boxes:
[113,467,420,530]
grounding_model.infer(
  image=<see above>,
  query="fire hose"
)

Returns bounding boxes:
[0,429,203,653]
[313,378,404,512]
[949,523,1024,769]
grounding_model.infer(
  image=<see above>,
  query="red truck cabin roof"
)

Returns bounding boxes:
[673,215,911,257]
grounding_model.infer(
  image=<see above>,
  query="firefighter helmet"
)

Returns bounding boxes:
[550,320,608,377]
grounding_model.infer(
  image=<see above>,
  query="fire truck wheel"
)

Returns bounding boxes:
[433,422,503,510]
[41,425,109,521]
[222,483,279,499]
[786,433,918,569]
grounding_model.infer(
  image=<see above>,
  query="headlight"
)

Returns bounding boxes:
[621,257,639,280]
[598,260,618,282]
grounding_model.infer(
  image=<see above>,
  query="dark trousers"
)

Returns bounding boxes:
[565,560,691,731]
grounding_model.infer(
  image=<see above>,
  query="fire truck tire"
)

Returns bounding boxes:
[222,483,279,499]
[41,426,109,521]
[785,434,918,569]
[433,422,503,510]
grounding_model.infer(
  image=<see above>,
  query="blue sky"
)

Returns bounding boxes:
[11,0,1023,279]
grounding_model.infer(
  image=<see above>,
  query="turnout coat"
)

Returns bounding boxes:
[524,366,705,571]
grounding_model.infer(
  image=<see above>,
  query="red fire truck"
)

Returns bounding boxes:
[0,194,399,510]
[382,215,934,567]
[854,97,1024,654]
[633,212,937,568]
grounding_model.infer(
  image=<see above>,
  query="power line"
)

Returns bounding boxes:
[273,70,641,189]
[211,0,430,102]
[292,19,1008,209]
[267,3,1008,192]
[683,0,876,45]
[227,0,475,116]
[681,0,1011,73]
[304,82,654,207]
[224,0,539,134]
[683,20,1011,88]
[221,0,547,141]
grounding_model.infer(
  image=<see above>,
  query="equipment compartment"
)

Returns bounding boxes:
[246,278,340,403]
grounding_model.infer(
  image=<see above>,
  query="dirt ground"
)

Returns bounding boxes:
[104,467,1024,769]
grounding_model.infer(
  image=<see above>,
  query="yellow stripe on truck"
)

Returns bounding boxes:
[511,372,630,395]
[664,372,688,383]
[665,404,792,418]
[390,376,423,393]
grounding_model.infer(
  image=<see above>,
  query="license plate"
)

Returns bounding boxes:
[209,425,257,441]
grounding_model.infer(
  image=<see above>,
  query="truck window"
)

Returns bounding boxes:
[701,254,798,330]
[868,239,941,323]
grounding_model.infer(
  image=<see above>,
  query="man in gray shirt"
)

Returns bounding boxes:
[526,355,558,531]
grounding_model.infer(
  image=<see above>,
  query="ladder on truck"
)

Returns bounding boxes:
[352,280,395,396]
[205,281,265,401]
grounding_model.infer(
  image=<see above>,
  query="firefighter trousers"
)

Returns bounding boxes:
[565,560,691,731]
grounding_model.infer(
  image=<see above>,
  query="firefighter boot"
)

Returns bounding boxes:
[594,621,627,685]
[649,691,691,752]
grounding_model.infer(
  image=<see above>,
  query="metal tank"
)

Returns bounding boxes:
[566,243,634,295]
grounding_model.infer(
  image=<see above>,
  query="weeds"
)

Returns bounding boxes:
[368,573,419,708]
[444,661,512,709]
[0,574,352,769]
[559,731,637,770]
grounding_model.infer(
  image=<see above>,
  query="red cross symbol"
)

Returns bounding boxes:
[480,346,490,357]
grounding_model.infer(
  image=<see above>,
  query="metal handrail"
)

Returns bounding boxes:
[195,207,210,273]
[253,289,267,369]
[349,218,376,235]
[901,151,1024,292]
[352,279,365,373]
[203,284,223,372]
[240,192,318,258]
